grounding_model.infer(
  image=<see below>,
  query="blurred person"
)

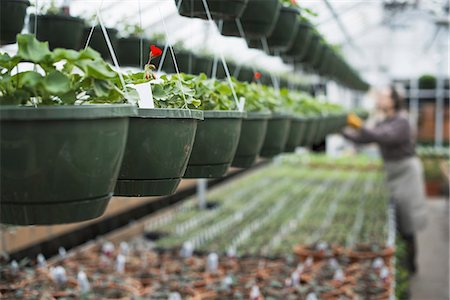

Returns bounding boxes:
[342,86,427,274]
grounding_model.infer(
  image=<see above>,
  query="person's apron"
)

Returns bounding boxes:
[384,156,427,236]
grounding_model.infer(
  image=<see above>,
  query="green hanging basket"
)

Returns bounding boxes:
[193,56,213,76]
[232,111,270,168]
[284,20,312,59]
[80,26,118,61]
[161,50,196,74]
[260,112,291,158]
[115,109,203,197]
[221,0,280,38]
[0,0,30,45]
[177,0,249,21]
[29,14,85,50]
[184,110,245,178]
[285,116,307,152]
[266,6,299,52]
[117,37,149,68]
[297,117,314,147]
[0,105,136,225]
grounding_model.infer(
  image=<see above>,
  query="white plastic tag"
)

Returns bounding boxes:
[238,97,246,112]
[134,82,154,109]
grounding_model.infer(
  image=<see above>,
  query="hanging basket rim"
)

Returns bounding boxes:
[134,108,204,120]
[0,104,137,120]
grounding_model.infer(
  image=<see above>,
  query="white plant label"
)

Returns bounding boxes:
[134,82,154,109]
[238,97,246,112]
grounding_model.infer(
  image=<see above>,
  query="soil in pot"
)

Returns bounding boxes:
[115,109,203,197]
[0,105,135,225]
[260,113,291,158]
[266,6,299,52]
[220,0,280,38]
[29,14,85,50]
[80,26,118,61]
[177,0,248,21]
[0,0,30,45]
[232,112,270,168]
[285,116,307,152]
[184,111,245,178]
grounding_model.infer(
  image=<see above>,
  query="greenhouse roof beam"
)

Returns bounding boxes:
[322,0,364,56]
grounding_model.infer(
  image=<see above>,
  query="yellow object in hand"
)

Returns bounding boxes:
[347,113,363,129]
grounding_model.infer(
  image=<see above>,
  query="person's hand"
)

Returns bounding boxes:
[347,113,363,129]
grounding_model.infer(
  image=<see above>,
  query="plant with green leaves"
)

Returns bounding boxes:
[0,34,126,106]
[123,72,236,110]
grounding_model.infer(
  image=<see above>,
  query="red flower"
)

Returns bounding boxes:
[290,0,297,4]
[254,72,261,80]
[150,45,162,58]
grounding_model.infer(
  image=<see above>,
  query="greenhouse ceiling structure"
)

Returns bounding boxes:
[50,0,450,86]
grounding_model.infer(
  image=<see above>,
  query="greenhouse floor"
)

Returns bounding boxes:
[410,198,449,300]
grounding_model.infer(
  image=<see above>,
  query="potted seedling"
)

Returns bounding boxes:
[114,47,204,197]
[176,0,249,21]
[80,14,119,61]
[221,0,280,38]
[0,35,136,225]
[29,0,85,50]
[259,86,292,158]
[0,0,30,45]
[231,80,270,168]
[281,89,310,152]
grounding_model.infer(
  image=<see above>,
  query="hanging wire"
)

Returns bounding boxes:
[138,0,143,69]
[211,19,223,80]
[260,38,280,94]
[157,5,189,109]
[158,0,184,73]
[199,0,244,111]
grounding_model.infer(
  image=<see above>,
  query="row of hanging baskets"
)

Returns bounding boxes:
[1,106,342,226]
[175,0,369,91]
[1,0,369,91]
[0,35,349,226]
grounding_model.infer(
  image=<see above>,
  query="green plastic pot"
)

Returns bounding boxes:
[299,34,321,65]
[232,111,270,168]
[266,6,299,52]
[177,0,248,20]
[260,113,291,158]
[117,37,149,68]
[237,67,254,83]
[215,61,236,79]
[0,104,136,225]
[184,110,245,178]
[29,14,85,50]
[0,0,30,45]
[161,50,196,74]
[81,26,118,61]
[297,117,314,147]
[193,56,213,76]
[115,109,203,197]
[221,0,280,38]
[285,116,307,152]
[284,21,312,59]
